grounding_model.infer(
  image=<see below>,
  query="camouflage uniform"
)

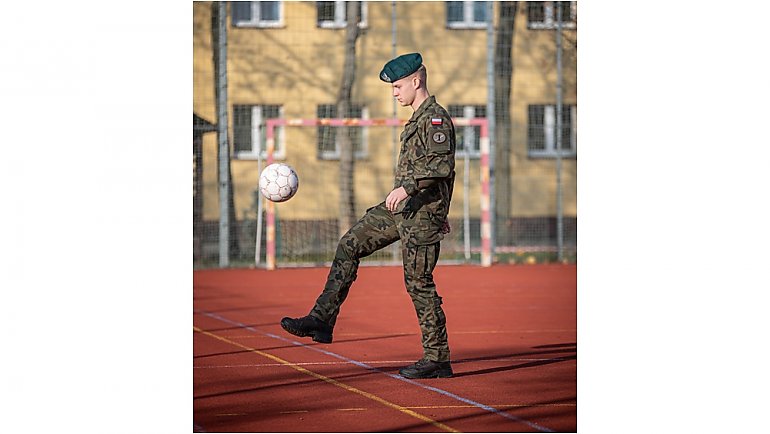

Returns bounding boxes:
[310,96,456,362]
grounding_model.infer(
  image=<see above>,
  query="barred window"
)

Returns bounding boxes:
[448,105,485,158]
[316,1,368,29]
[527,1,576,30]
[231,1,283,28]
[317,104,368,160]
[527,104,576,157]
[233,105,285,159]
[446,1,488,29]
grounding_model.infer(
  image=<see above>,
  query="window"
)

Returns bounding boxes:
[527,104,576,157]
[231,1,283,28]
[317,104,368,160]
[448,105,485,158]
[232,105,285,160]
[316,1,368,29]
[527,1,576,29]
[446,1,488,29]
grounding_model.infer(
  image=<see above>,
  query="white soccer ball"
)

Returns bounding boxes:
[259,163,299,203]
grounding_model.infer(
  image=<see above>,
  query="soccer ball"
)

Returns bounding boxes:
[259,163,299,203]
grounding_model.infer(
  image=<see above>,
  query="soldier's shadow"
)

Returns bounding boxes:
[451,343,577,378]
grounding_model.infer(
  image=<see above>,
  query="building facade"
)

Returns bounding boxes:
[193,1,577,265]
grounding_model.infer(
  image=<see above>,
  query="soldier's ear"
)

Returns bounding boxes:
[412,75,421,89]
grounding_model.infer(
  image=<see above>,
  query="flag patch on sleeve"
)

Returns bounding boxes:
[431,118,443,125]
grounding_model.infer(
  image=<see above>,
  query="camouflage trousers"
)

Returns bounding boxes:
[310,202,450,362]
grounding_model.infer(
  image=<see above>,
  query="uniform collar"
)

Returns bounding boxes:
[408,95,436,123]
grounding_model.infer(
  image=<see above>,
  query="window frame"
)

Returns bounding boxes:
[527,104,577,158]
[316,1,368,29]
[232,104,286,160]
[316,104,369,160]
[527,1,577,30]
[231,1,284,29]
[446,1,488,30]
[448,104,485,159]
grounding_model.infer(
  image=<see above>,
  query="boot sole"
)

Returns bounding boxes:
[280,320,333,344]
[399,369,453,379]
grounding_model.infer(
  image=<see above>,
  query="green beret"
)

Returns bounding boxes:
[379,52,422,83]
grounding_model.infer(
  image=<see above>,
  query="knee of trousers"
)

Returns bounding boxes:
[404,271,437,296]
[336,231,361,262]
[331,232,361,284]
[406,290,444,312]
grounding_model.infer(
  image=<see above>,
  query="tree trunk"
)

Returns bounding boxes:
[211,2,240,261]
[494,2,517,245]
[337,2,361,238]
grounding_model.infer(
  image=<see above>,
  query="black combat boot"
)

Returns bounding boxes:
[399,358,453,379]
[280,315,333,343]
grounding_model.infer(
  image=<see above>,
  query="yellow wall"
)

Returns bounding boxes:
[509,6,577,217]
[193,1,577,221]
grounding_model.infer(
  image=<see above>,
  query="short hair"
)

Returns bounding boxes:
[415,64,427,88]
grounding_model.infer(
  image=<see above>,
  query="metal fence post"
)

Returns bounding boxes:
[555,3,564,262]
[215,1,230,267]
[486,0,496,263]
[390,1,400,262]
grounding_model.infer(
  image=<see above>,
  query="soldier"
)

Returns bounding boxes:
[280,53,456,379]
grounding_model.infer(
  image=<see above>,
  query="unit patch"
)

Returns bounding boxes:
[432,131,447,144]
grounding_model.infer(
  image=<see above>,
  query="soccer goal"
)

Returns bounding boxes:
[256,117,491,270]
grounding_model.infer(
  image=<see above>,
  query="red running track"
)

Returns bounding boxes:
[193,264,576,432]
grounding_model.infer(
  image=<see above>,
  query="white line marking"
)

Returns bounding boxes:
[407,404,576,409]
[196,310,558,433]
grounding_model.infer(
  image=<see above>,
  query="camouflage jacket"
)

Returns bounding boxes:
[393,96,456,242]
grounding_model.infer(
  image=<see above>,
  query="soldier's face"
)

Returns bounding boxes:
[392,76,416,107]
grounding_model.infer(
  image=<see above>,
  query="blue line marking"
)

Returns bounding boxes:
[196,310,556,433]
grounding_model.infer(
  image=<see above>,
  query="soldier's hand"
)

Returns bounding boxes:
[441,220,451,234]
[386,186,409,212]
